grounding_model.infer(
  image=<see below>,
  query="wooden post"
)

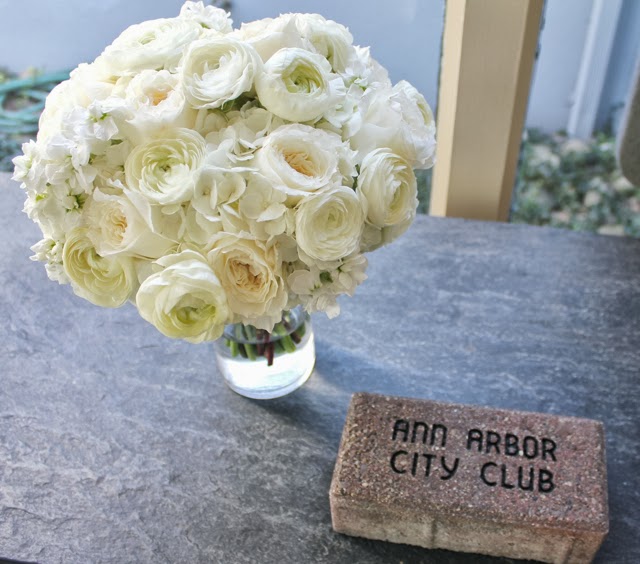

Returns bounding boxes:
[430,0,544,221]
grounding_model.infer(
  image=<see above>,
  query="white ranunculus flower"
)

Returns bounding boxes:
[84,189,176,259]
[136,250,229,343]
[350,83,436,169]
[100,18,201,76]
[207,232,288,330]
[255,47,344,123]
[356,149,418,245]
[125,128,206,205]
[179,1,233,34]
[295,185,364,264]
[62,227,136,307]
[235,14,308,62]
[181,37,262,110]
[254,124,353,202]
[296,14,355,73]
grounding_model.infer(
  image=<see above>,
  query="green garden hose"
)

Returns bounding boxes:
[0,71,69,135]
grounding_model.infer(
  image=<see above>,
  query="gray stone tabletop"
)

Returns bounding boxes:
[0,171,639,564]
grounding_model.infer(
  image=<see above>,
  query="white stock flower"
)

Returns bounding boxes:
[207,232,288,330]
[125,128,206,205]
[62,227,136,307]
[84,189,176,259]
[12,140,43,187]
[255,47,344,123]
[100,18,201,75]
[31,238,68,284]
[350,83,436,169]
[295,185,364,264]
[181,37,262,109]
[288,253,367,318]
[343,46,391,90]
[179,1,233,33]
[356,149,418,248]
[136,250,229,343]
[254,124,353,201]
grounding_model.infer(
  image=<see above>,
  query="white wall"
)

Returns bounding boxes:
[0,0,638,137]
[596,0,640,133]
[0,0,185,72]
[525,0,594,132]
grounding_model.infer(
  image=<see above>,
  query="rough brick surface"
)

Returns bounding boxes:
[331,393,609,563]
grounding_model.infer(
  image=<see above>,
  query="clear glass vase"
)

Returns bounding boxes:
[214,306,315,399]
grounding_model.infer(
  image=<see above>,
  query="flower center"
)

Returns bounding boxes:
[283,150,315,176]
[149,89,170,106]
[284,63,323,94]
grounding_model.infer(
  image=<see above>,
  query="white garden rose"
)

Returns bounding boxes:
[295,185,364,264]
[357,149,418,233]
[350,83,436,168]
[254,124,352,201]
[181,37,262,109]
[125,128,206,205]
[120,70,193,139]
[179,1,233,34]
[296,14,354,73]
[37,81,78,142]
[235,14,308,62]
[62,227,136,307]
[136,250,229,343]
[255,48,344,123]
[84,189,176,259]
[99,18,201,76]
[207,232,288,330]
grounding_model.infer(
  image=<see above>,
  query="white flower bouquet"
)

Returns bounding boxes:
[12,2,435,352]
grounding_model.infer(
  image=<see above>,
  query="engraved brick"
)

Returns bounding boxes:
[330,393,608,563]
